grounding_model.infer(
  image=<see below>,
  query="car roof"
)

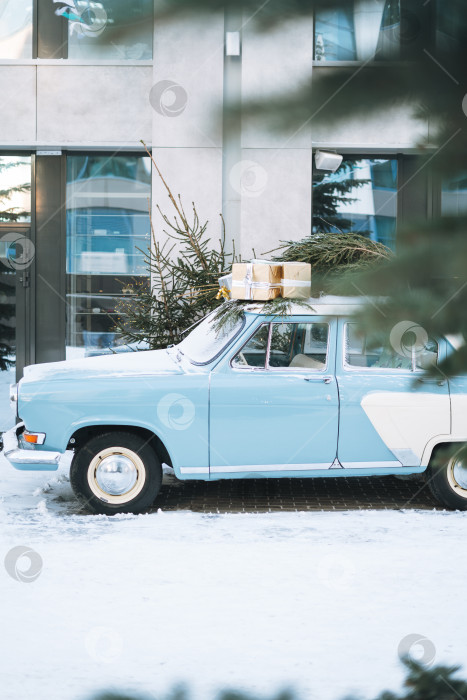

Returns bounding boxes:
[244,295,368,317]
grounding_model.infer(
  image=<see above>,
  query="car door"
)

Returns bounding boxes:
[209,316,340,478]
[335,318,450,469]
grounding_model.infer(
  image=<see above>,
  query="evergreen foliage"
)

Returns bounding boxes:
[138,0,467,373]
[0,274,15,371]
[340,216,467,377]
[312,161,369,234]
[117,149,390,347]
[372,658,467,700]
[115,144,234,349]
[89,660,467,700]
[117,154,385,346]
[113,1,467,369]
[271,231,393,295]
[0,159,30,223]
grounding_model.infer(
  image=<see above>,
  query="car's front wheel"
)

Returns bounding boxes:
[70,431,162,515]
[427,443,467,510]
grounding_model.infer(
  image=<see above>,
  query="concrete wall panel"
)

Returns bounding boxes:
[152,17,224,149]
[37,66,152,144]
[239,148,312,259]
[151,146,224,250]
[242,18,314,150]
[0,66,36,143]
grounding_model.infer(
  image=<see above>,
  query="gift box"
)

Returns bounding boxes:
[281,262,311,299]
[231,260,282,301]
[218,273,232,293]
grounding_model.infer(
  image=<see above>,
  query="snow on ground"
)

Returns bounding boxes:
[1,449,467,700]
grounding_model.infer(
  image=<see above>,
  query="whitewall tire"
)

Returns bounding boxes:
[70,431,162,515]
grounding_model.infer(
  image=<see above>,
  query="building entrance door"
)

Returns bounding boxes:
[0,225,34,428]
[0,154,33,430]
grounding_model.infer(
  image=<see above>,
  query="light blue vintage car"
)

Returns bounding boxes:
[3,296,467,514]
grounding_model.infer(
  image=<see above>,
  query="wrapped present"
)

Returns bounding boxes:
[218,273,232,293]
[231,260,282,301]
[217,273,232,300]
[281,262,311,299]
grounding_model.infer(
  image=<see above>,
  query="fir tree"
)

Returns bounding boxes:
[117,158,390,346]
[115,144,235,349]
[312,161,369,235]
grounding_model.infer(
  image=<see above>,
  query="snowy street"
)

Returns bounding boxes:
[1,452,466,700]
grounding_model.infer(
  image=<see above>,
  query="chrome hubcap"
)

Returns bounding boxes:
[451,453,467,491]
[87,446,146,504]
[95,455,138,496]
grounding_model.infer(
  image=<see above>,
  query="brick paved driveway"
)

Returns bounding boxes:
[156,473,440,512]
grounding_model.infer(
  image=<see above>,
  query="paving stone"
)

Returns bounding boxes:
[154,475,439,513]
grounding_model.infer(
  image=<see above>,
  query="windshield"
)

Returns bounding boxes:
[177,311,245,365]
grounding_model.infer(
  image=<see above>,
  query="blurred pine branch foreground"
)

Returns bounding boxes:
[89,659,467,700]
[113,0,467,372]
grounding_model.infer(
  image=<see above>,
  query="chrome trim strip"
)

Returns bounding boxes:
[211,463,333,473]
[341,460,402,469]
[179,467,210,474]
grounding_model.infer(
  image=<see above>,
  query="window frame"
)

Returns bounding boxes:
[342,321,439,373]
[230,320,330,373]
[230,322,270,371]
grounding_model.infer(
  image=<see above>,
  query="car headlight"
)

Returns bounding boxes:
[9,383,18,414]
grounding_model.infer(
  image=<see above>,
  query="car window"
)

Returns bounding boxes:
[414,338,439,370]
[344,323,438,370]
[269,323,328,370]
[232,324,269,368]
[178,311,245,364]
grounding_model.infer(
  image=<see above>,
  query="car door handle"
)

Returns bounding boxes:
[304,375,333,384]
[416,377,446,386]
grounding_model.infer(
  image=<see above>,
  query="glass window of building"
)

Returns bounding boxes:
[441,174,467,216]
[0,0,33,59]
[314,0,401,62]
[312,157,398,249]
[436,0,463,52]
[0,155,31,222]
[0,155,31,428]
[66,155,151,359]
[62,0,153,59]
